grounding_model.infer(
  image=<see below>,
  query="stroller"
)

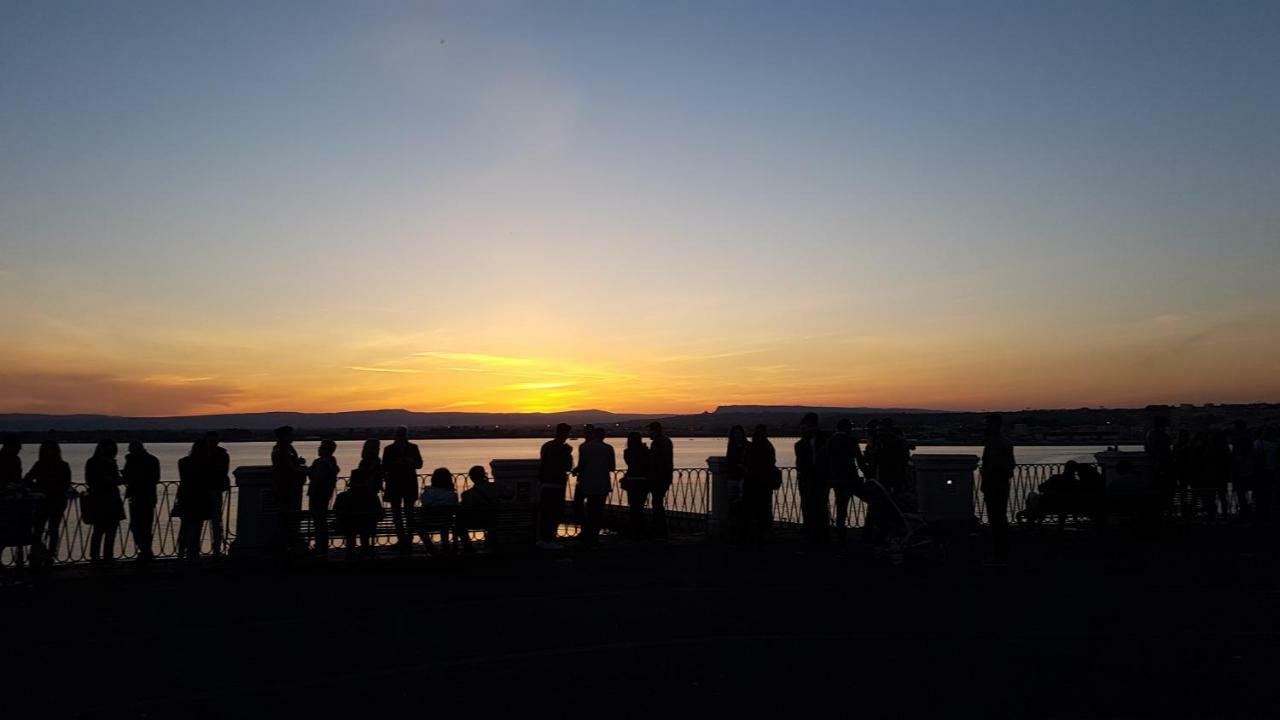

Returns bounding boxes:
[859,479,938,564]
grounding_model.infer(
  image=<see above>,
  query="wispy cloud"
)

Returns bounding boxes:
[414,352,534,367]
[347,366,425,374]
[499,382,575,391]
[656,349,766,363]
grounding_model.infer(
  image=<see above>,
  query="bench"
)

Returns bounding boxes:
[289,503,537,552]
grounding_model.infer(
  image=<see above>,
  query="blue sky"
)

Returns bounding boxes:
[2,1,1278,414]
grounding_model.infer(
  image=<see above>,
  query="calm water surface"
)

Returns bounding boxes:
[17,439,1136,483]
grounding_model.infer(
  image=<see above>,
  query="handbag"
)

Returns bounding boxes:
[768,466,783,491]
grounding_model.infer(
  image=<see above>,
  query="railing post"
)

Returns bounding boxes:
[911,454,979,525]
[706,456,731,539]
[230,465,294,556]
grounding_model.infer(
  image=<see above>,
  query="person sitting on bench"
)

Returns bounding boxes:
[419,468,459,555]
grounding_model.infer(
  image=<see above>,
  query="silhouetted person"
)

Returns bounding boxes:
[537,423,573,550]
[205,431,231,557]
[1076,462,1106,523]
[1200,428,1232,517]
[875,419,910,494]
[85,440,124,564]
[621,431,650,539]
[573,424,595,526]
[862,419,881,486]
[0,435,21,491]
[24,440,70,568]
[271,425,307,553]
[724,425,749,539]
[1231,420,1254,517]
[122,441,160,562]
[419,467,459,555]
[307,438,340,555]
[177,439,214,561]
[981,414,1015,564]
[336,439,384,558]
[1172,427,1195,508]
[382,426,423,549]
[743,424,778,548]
[1253,427,1279,524]
[794,412,829,545]
[458,465,501,553]
[576,427,615,547]
[1145,415,1174,516]
[648,422,674,539]
[824,418,866,542]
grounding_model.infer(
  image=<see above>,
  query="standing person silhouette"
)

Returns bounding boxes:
[457,465,501,553]
[794,412,829,545]
[122,441,160,563]
[1145,415,1174,516]
[573,424,595,527]
[307,439,340,555]
[382,426,423,550]
[0,436,21,490]
[576,428,616,547]
[723,426,749,539]
[981,414,1016,565]
[621,432,650,539]
[85,440,125,564]
[271,425,307,554]
[25,440,71,567]
[743,424,778,548]
[337,439,384,558]
[205,431,231,557]
[824,419,867,543]
[1230,420,1254,517]
[537,423,573,550]
[177,439,213,561]
[648,422,674,539]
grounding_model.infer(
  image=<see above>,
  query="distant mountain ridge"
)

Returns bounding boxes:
[0,409,657,432]
[0,404,951,433]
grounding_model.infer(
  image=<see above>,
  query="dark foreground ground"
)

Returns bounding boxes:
[3,524,1279,719]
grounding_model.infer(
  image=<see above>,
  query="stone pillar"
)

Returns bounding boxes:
[911,454,979,524]
[706,456,731,539]
[230,465,297,556]
[1094,449,1153,511]
[489,459,541,504]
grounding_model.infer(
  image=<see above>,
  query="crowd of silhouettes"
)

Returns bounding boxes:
[3,412,1280,570]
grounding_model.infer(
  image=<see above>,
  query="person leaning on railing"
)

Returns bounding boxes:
[177,440,215,562]
[122,441,160,563]
[84,440,125,564]
[24,440,70,568]
[307,439,340,556]
[537,423,573,550]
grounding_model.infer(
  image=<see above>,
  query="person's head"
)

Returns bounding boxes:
[648,421,664,439]
[204,430,220,448]
[1,435,19,455]
[1064,460,1080,475]
[985,413,1003,434]
[394,426,408,441]
[38,440,61,463]
[752,424,768,442]
[836,418,853,434]
[361,438,380,460]
[799,412,819,437]
[275,425,294,443]
[582,424,594,440]
[188,438,206,458]
[468,465,488,485]
[93,439,118,460]
[318,438,336,457]
[627,431,644,450]
[430,467,454,490]
[127,440,145,455]
[728,425,747,446]
[554,423,571,441]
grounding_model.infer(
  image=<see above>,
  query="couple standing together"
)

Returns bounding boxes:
[537,421,673,549]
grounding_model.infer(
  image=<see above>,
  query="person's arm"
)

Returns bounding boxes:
[412,446,423,470]
[608,446,617,473]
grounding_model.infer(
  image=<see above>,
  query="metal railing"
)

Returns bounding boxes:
[3,460,1248,568]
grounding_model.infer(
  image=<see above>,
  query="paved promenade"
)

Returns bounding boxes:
[3,525,1278,718]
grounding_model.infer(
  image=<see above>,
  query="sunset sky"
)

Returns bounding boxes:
[2,1,1278,416]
